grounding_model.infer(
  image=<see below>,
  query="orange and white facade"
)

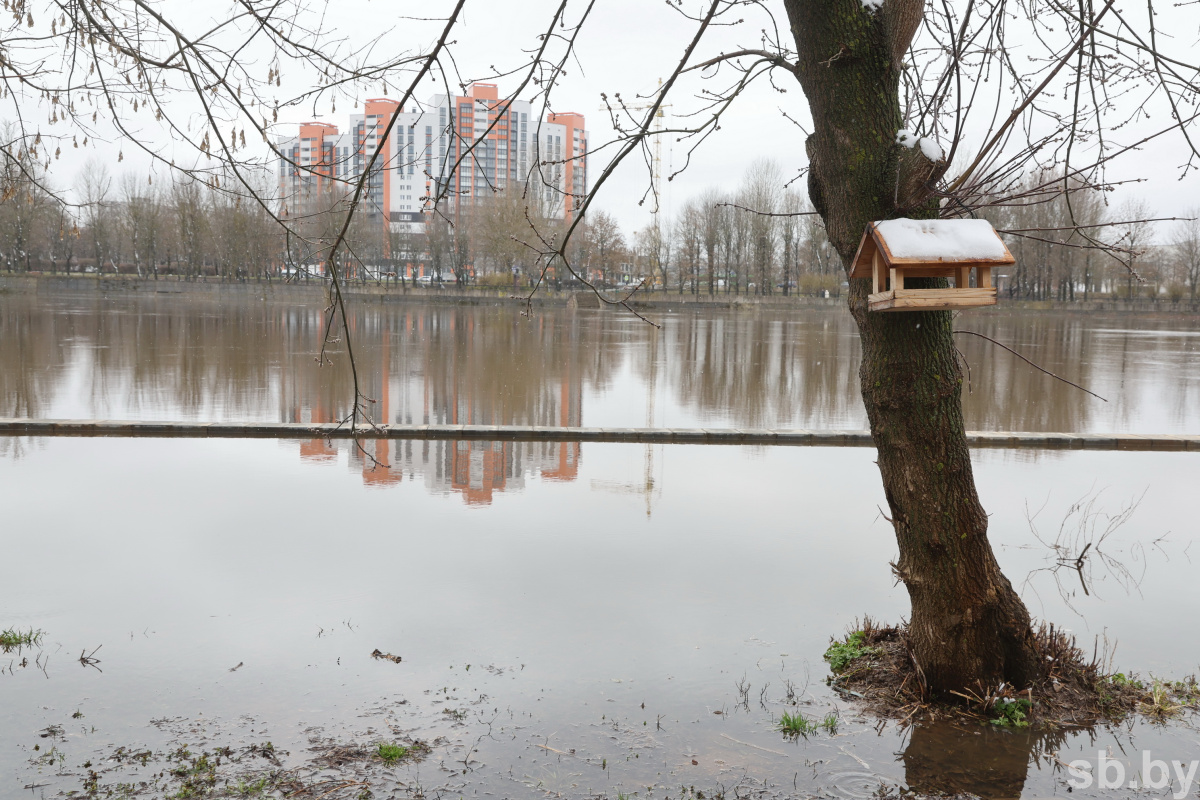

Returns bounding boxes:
[277,121,340,220]
[277,83,588,236]
[548,111,587,214]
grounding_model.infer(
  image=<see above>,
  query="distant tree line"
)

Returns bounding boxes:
[985,173,1200,302]
[3,145,1197,301]
[629,159,842,297]
[1,146,281,279]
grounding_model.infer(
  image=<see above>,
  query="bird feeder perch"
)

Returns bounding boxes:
[848,218,1015,312]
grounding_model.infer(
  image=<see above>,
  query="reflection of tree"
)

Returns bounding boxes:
[658,312,863,429]
[900,722,1072,800]
[3,297,1199,437]
[955,314,1114,435]
[0,299,64,418]
[355,306,612,428]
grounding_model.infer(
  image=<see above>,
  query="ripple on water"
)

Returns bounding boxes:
[825,769,895,798]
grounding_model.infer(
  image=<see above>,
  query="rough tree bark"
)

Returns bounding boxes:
[783,0,1043,694]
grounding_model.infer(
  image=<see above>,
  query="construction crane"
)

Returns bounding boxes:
[599,78,672,216]
[599,79,672,293]
[589,326,662,519]
[587,81,670,515]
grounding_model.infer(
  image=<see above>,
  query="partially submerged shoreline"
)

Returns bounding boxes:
[10,618,1198,800]
[4,272,1198,315]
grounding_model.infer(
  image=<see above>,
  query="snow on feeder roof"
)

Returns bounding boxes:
[848,218,1015,312]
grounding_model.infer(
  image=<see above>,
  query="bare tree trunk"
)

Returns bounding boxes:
[786,0,1042,694]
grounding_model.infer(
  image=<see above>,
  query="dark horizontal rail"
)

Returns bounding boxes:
[0,419,1197,451]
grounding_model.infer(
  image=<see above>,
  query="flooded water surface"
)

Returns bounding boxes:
[3,293,1200,433]
[1,293,1198,799]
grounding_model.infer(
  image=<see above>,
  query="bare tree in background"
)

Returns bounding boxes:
[634,221,670,292]
[716,198,741,294]
[1115,200,1156,300]
[422,213,450,286]
[78,163,117,274]
[995,172,1110,301]
[171,178,207,280]
[673,200,703,293]
[119,173,162,278]
[739,159,780,295]
[47,203,78,274]
[698,188,724,296]
[800,205,836,280]
[450,212,474,286]
[579,210,626,287]
[476,189,547,284]
[1171,212,1200,302]
[0,130,53,273]
[776,190,802,296]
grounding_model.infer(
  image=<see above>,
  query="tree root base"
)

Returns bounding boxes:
[827,618,1200,729]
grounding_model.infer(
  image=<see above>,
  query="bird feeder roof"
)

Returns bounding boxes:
[848,218,1015,279]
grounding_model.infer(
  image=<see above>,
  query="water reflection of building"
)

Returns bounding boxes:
[358,437,580,504]
[294,310,583,504]
[299,438,337,462]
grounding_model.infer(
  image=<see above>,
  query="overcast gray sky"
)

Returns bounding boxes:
[26,0,1200,240]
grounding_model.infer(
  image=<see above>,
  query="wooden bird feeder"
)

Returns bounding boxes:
[848,218,1015,312]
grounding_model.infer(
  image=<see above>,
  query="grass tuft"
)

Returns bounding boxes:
[0,627,45,651]
[228,776,272,797]
[167,751,217,799]
[823,630,878,674]
[1107,672,1144,690]
[1139,678,1182,720]
[777,710,838,738]
[375,742,409,765]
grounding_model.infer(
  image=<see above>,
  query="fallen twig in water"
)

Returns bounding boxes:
[535,743,577,756]
[838,744,870,769]
[78,645,102,671]
[719,733,787,757]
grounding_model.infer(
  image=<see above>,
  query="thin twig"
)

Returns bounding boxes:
[953,330,1107,402]
[715,201,820,218]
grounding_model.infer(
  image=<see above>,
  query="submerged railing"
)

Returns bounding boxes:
[0,419,1196,451]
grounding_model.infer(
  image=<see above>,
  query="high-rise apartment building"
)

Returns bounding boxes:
[277,83,588,241]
